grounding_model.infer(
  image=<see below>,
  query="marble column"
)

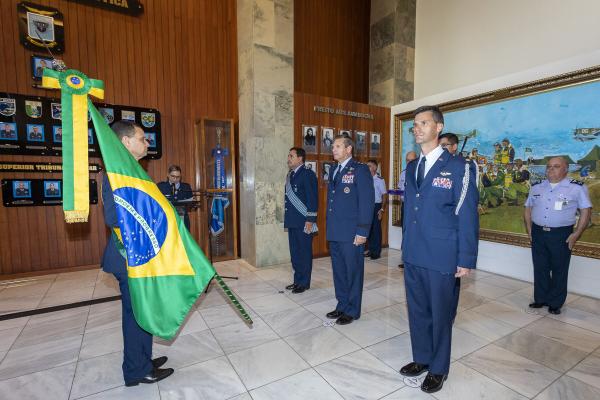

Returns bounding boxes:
[369,0,416,107]
[237,0,294,267]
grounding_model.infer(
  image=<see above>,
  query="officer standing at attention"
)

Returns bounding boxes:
[524,156,592,315]
[365,159,387,260]
[102,121,173,386]
[284,147,318,294]
[157,165,194,231]
[399,106,479,394]
[326,134,374,325]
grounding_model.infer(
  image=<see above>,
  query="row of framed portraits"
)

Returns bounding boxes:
[0,92,162,159]
[2,179,98,207]
[302,125,381,156]
[304,160,380,185]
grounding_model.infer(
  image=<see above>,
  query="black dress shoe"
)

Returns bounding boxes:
[285,283,296,290]
[399,362,429,377]
[548,307,561,315]
[421,373,447,393]
[398,263,404,268]
[152,356,168,368]
[364,251,371,257]
[125,367,174,387]
[528,302,547,308]
[335,314,354,325]
[370,255,381,260]
[326,310,343,319]
[292,286,308,294]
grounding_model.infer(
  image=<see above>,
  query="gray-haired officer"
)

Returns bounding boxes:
[524,156,592,315]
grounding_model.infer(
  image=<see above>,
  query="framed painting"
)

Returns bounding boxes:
[393,65,600,259]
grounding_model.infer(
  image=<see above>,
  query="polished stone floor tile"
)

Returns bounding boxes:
[315,349,405,400]
[462,280,518,299]
[262,306,323,337]
[454,309,519,341]
[73,383,160,400]
[381,386,436,399]
[548,306,600,334]
[524,317,600,353]
[0,326,22,353]
[470,300,543,328]
[13,308,88,349]
[158,356,246,400]
[361,288,397,312]
[451,327,491,360]
[496,290,536,312]
[462,344,561,398]
[364,332,413,371]
[250,369,343,400]
[436,361,527,400]
[567,349,600,390]
[228,339,309,390]
[211,317,277,354]
[177,310,209,336]
[284,325,360,366]
[479,274,530,291]
[456,290,490,312]
[535,375,600,400]
[0,363,75,400]
[303,298,339,321]
[334,313,402,347]
[569,296,600,316]
[284,287,336,306]
[153,330,223,369]
[0,335,82,380]
[231,281,280,300]
[79,326,123,361]
[69,352,124,399]
[199,301,256,329]
[366,303,410,332]
[495,328,589,372]
[244,292,300,316]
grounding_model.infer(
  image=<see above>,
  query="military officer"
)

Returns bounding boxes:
[284,147,318,293]
[365,159,387,260]
[399,105,479,394]
[157,165,194,230]
[326,134,374,325]
[524,156,592,314]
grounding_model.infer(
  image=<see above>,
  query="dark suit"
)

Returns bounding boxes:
[284,166,318,288]
[402,149,478,375]
[101,174,153,384]
[326,158,374,319]
[157,181,193,230]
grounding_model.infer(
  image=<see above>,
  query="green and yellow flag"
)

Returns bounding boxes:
[89,103,216,339]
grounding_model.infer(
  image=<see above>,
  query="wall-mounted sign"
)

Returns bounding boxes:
[2,179,98,207]
[17,2,65,54]
[0,162,102,174]
[313,105,374,120]
[66,0,144,16]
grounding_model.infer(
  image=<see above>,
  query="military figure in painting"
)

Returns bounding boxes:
[524,157,592,315]
[400,106,479,394]
[284,147,318,293]
[325,134,374,325]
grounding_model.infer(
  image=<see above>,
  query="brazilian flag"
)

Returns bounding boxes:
[89,103,215,340]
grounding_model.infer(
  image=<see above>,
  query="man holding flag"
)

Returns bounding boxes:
[101,120,174,386]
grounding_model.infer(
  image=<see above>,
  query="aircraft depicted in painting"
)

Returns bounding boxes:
[573,127,599,142]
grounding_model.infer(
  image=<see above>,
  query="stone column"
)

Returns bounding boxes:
[369,0,416,107]
[237,0,294,267]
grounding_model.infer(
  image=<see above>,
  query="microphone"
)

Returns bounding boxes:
[171,183,176,198]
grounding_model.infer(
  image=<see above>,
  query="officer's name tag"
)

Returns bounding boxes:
[342,174,354,184]
[432,177,452,189]
[554,201,567,210]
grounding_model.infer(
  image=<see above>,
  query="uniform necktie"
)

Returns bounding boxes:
[417,156,426,188]
[333,164,342,183]
[290,170,295,180]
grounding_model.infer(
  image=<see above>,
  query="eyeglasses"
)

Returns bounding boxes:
[169,174,181,179]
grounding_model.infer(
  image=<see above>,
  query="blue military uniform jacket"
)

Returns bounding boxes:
[326,158,375,241]
[156,181,193,203]
[101,173,126,274]
[402,150,479,273]
[284,165,318,229]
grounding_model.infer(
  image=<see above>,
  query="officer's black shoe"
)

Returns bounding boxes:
[285,283,296,290]
[292,286,308,294]
[152,356,168,368]
[335,314,354,325]
[399,362,429,377]
[548,307,561,315]
[125,367,174,387]
[398,262,404,268]
[370,255,381,260]
[364,251,371,257]
[421,373,447,393]
[528,302,547,309]
[326,310,343,319]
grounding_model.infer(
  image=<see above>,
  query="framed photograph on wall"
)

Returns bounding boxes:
[355,131,367,155]
[321,127,335,153]
[302,125,318,153]
[339,129,352,138]
[393,65,600,259]
[321,161,335,184]
[30,55,56,81]
[305,160,317,175]
[370,132,381,157]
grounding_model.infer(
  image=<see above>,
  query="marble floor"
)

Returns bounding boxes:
[1,249,600,399]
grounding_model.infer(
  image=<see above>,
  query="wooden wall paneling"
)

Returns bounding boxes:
[0,0,239,276]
